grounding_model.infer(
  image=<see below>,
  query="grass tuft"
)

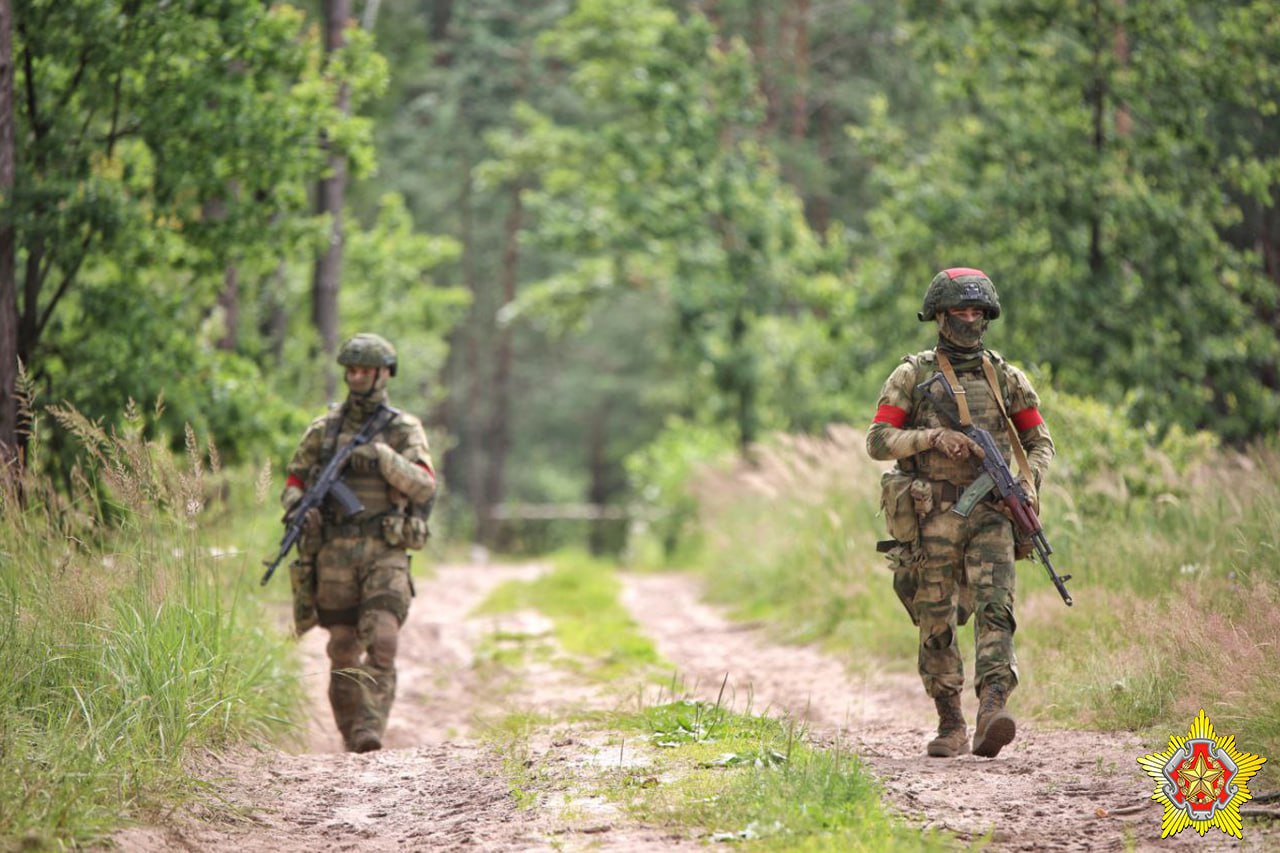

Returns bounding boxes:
[1,400,302,847]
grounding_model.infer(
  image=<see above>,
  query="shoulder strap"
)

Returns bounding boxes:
[981,354,1032,483]
[320,405,345,462]
[935,352,972,426]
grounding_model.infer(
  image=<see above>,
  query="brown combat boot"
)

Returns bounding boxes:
[927,693,969,757]
[973,682,1016,758]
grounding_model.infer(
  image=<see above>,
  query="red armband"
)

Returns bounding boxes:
[285,474,305,491]
[872,405,908,428]
[1011,408,1044,431]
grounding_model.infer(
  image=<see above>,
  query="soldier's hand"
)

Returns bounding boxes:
[928,428,986,461]
[350,442,381,461]
[1019,477,1038,509]
[348,441,387,473]
[302,507,323,538]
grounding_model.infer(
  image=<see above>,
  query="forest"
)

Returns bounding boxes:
[2,1,1280,849]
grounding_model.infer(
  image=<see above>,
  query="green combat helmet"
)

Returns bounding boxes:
[337,332,398,376]
[918,268,1001,321]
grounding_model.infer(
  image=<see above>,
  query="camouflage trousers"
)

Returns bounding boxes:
[913,501,1018,699]
[315,534,413,749]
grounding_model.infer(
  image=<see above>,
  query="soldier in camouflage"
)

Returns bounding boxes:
[281,333,437,753]
[866,269,1054,759]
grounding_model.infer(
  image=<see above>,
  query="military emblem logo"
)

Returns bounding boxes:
[1137,709,1267,838]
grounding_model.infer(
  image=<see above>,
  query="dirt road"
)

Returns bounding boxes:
[110,563,1274,851]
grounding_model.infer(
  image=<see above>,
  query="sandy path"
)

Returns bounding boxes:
[110,562,553,853]
[620,572,1274,852]
[106,563,1276,851]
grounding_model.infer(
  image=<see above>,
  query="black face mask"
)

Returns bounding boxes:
[938,313,987,350]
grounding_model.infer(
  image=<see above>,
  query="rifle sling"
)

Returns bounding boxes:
[934,352,972,426]
[980,354,1034,487]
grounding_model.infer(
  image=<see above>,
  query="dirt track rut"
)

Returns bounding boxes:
[108,563,1274,851]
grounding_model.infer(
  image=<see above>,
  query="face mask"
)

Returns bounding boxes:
[938,313,987,349]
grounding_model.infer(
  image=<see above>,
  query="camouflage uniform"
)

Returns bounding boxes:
[282,334,436,753]
[866,269,1054,759]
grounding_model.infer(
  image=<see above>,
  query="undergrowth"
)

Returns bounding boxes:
[681,416,1280,761]
[0,394,301,848]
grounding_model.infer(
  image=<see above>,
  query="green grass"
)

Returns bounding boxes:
[0,408,303,849]
[584,698,955,851]
[471,540,956,850]
[473,549,663,679]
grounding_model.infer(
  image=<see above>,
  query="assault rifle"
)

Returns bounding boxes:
[261,404,398,586]
[917,373,1074,606]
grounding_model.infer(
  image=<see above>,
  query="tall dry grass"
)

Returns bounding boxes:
[688,422,1280,758]
[690,425,918,663]
[0,386,302,848]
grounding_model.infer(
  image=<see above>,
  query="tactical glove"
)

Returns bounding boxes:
[928,428,986,461]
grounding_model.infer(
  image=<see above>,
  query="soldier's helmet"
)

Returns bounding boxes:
[337,332,398,376]
[917,267,1001,321]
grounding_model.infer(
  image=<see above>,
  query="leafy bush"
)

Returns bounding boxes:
[625,416,736,565]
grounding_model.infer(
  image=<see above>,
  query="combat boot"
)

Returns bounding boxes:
[350,729,382,753]
[973,682,1016,758]
[926,693,969,757]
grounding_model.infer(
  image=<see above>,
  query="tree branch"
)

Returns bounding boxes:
[34,232,91,339]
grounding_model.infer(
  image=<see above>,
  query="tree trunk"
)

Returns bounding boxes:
[203,195,240,351]
[313,0,352,400]
[586,407,609,556]
[428,0,453,42]
[217,264,239,351]
[789,0,809,141]
[0,0,18,464]
[478,182,523,546]
[750,2,777,132]
[1087,0,1106,278]
[1113,0,1131,137]
[261,260,288,364]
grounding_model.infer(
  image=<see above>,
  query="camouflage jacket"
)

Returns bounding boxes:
[286,400,435,522]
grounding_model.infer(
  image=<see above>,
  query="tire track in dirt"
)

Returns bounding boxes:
[621,572,1275,852]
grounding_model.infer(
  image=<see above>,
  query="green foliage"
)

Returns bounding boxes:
[1037,382,1217,514]
[609,700,950,851]
[0,408,301,847]
[341,192,469,407]
[625,416,736,564]
[685,427,918,662]
[8,1,378,468]
[486,0,854,451]
[848,0,1280,442]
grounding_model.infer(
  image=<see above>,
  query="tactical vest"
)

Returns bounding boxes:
[318,407,396,521]
[903,350,1013,486]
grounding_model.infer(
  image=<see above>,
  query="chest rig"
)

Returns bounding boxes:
[318,405,396,521]
[905,351,1015,486]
